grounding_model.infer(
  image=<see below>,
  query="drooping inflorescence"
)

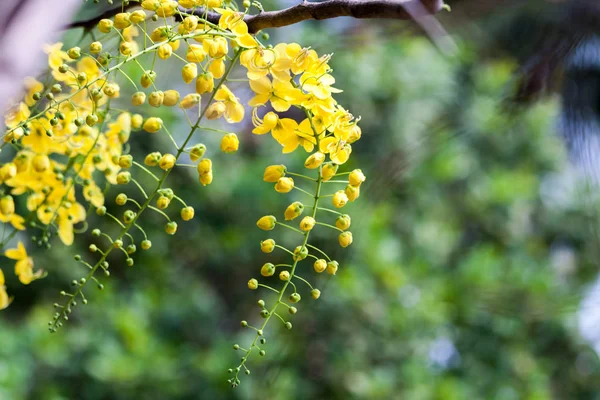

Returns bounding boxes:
[1,0,366,386]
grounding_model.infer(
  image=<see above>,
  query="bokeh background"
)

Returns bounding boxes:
[3,1,600,399]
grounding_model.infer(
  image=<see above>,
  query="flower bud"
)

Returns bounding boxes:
[275,177,294,193]
[162,90,180,106]
[86,114,99,126]
[289,293,301,303]
[284,201,304,221]
[196,73,215,95]
[186,44,206,63]
[115,193,128,205]
[96,206,107,216]
[132,114,143,129]
[263,164,286,182]
[0,195,15,216]
[0,163,16,181]
[338,231,353,248]
[220,133,239,153]
[348,125,362,143]
[116,171,131,184]
[120,41,133,56]
[90,41,103,54]
[180,93,201,109]
[158,188,174,200]
[159,154,176,170]
[257,215,276,231]
[345,184,360,202]
[141,239,152,250]
[335,214,351,230]
[165,221,178,235]
[326,260,339,275]
[32,154,50,172]
[299,216,316,232]
[143,117,163,133]
[67,46,81,59]
[321,162,338,181]
[118,155,133,169]
[103,83,120,98]
[206,102,226,119]
[148,90,164,107]
[260,263,275,277]
[156,196,170,209]
[140,70,156,88]
[314,259,327,273]
[182,63,198,84]
[311,289,321,300]
[183,15,198,32]
[157,43,173,59]
[349,169,366,186]
[248,278,258,290]
[130,9,146,23]
[199,171,213,186]
[114,12,132,29]
[293,245,308,261]
[144,151,161,166]
[304,152,325,169]
[260,239,275,253]
[189,144,206,162]
[131,91,146,106]
[123,210,136,224]
[332,190,348,208]
[196,158,212,175]
[279,271,290,281]
[181,206,195,221]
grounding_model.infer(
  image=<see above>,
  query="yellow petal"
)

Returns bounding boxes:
[5,241,26,260]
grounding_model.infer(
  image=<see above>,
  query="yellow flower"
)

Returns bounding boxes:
[248,76,299,112]
[257,215,276,230]
[216,8,257,48]
[299,216,316,232]
[220,133,239,153]
[284,201,304,220]
[270,117,316,154]
[263,164,286,182]
[274,177,294,193]
[43,42,69,70]
[320,137,352,165]
[0,269,11,310]
[252,110,279,135]
[214,85,245,123]
[240,43,291,81]
[57,201,87,245]
[345,184,360,202]
[0,195,15,216]
[5,242,43,284]
[208,58,226,79]
[332,190,348,208]
[349,169,366,186]
[300,72,342,100]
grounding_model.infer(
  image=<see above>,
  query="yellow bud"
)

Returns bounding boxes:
[103,83,120,98]
[275,177,294,193]
[299,216,316,232]
[0,163,17,181]
[90,41,103,54]
[199,171,213,186]
[143,117,163,133]
[178,0,198,7]
[261,262,275,277]
[293,246,308,261]
[313,259,327,273]
[186,44,206,63]
[182,63,198,84]
[349,169,366,186]
[159,154,176,170]
[284,201,304,221]
[116,171,131,184]
[67,47,81,59]
[257,215,276,231]
[150,26,169,41]
[332,190,348,208]
[114,12,132,29]
[0,196,15,216]
[181,206,195,221]
[347,125,362,144]
[120,41,133,56]
[140,70,156,88]
[156,1,178,17]
[148,90,164,107]
[132,114,143,129]
[180,93,201,109]
[206,0,221,8]
[335,214,351,230]
[248,278,259,290]
[98,19,114,33]
[338,231,353,248]
[130,10,147,23]
[163,90,180,106]
[326,260,339,275]
[220,133,239,153]
[141,0,160,11]
[205,102,226,119]
[196,158,212,175]
[118,155,133,169]
[156,196,170,209]
[311,289,321,299]
[279,271,290,281]
[131,91,146,106]
[158,43,173,59]
[189,144,206,162]
[304,152,325,169]
[208,58,225,79]
[165,221,178,235]
[115,193,127,206]
[144,152,161,166]
[183,15,198,32]
[260,239,275,253]
[321,162,338,181]
[263,165,286,182]
[345,184,360,202]
[195,72,214,94]
[32,154,50,172]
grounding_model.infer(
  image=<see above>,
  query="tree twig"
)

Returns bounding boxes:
[67,2,138,30]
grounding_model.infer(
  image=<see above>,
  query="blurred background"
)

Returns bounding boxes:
[3,0,600,399]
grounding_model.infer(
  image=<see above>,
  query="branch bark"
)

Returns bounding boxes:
[187,0,445,33]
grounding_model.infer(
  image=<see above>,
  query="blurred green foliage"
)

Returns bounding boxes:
[2,4,600,400]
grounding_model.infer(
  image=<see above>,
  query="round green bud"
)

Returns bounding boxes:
[260,310,269,318]
[165,221,178,235]
[289,306,297,315]
[86,114,98,127]
[74,254,81,261]
[127,244,136,254]
[123,210,136,224]
[96,206,106,216]
[289,293,301,303]
[257,329,263,336]
[259,350,266,356]
[259,338,266,345]
[257,299,265,308]
[260,262,275,277]
[126,258,134,267]
[115,193,127,205]
[285,322,293,330]
[247,278,258,290]
[240,320,248,327]
[113,239,123,248]
[311,289,321,300]
[89,244,98,252]
[233,344,240,350]
[141,240,152,250]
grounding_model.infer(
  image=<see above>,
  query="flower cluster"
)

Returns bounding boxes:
[0,0,367,388]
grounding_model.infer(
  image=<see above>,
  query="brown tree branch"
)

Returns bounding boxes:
[187,0,445,33]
